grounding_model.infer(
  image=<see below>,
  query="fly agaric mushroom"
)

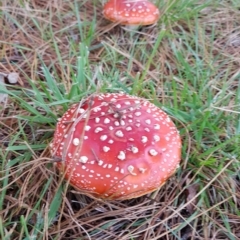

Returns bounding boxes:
[50,93,181,200]
[103,0,160,26]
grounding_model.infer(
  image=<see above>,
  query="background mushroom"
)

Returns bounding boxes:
[50,93,181,200]
[103,0,160,27]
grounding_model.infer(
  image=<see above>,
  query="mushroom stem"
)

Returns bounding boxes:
[121,25,140,31]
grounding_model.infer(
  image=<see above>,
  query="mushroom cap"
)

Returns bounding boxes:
[103,0,160,26]
[50,93,181,200]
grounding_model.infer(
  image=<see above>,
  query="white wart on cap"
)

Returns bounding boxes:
[50,93,181,200]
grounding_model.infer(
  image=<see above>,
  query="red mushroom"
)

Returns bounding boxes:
[103,0,160,26]
[50,93,181,200]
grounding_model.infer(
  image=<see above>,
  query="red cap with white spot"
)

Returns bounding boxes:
[50,93,181,200]
[103,0,160,26]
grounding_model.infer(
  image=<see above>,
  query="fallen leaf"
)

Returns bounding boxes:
[185,178,199,213]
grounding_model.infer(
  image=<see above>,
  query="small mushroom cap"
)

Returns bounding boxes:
[7,72,19,84]
[50,93,181,200]
[103,0,160,26]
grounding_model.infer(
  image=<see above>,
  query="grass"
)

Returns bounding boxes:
[0,0,240,239]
